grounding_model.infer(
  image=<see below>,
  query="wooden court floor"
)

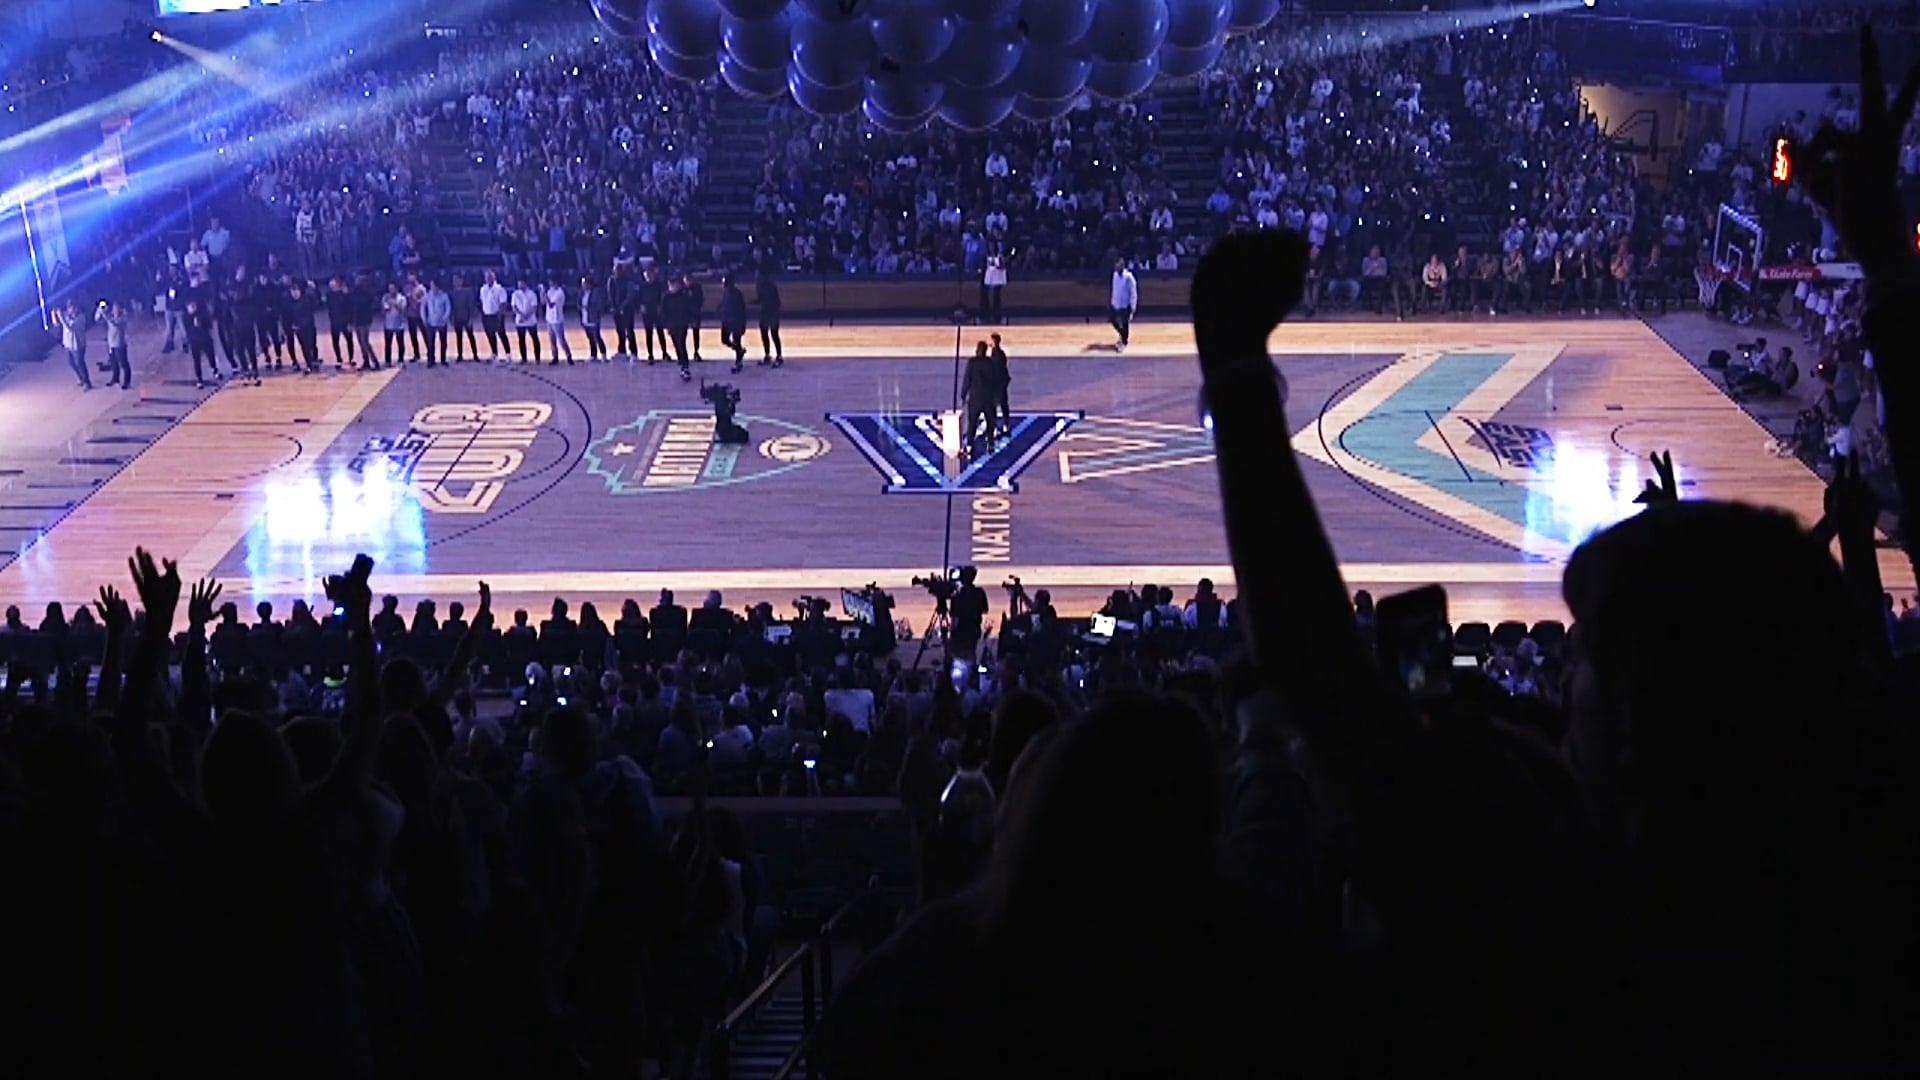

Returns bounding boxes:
[0,319,1893,631]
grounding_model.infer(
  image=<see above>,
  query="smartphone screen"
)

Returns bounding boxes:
[1375,585,1452,698]
[949,657,969,689]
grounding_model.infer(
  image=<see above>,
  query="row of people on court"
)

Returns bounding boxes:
[150,260,790,387]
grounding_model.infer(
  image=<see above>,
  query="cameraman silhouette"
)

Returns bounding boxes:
[948,566,990,658]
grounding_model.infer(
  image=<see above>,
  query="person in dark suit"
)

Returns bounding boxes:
[682,272,705,362]
[639,264,665,363]
[185,298,219,386]
[539,597,581,669]
[961,340,998,452]
[580,274,609,361]
[286,278,321,372]
[662,276,693,380]
[610,264,638,362]
[718,272,749,372]
[989,333,1012,437]
[650,588,688,660]
[502,610,537,672]
[756,271,783,367]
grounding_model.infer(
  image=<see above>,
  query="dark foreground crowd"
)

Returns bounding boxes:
[3,31,1920,1080]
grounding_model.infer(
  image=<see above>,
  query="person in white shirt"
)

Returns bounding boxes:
[543,279,573,364]
[479,270,509,360]
[182,239,210,285]
[980,251,1008,325]
[984,148,1009,178]
[1109,257,1138,350]
[822,671,875,733]
[510,278,542,362]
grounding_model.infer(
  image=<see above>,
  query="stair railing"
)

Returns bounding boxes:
[708,883,874,1080]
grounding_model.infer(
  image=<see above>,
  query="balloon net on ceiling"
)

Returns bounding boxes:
[591,0,1283,131]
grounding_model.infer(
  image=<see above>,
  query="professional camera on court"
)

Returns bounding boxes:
[697,380,748,445]
[912,569,960,602]
[792,595,830,619]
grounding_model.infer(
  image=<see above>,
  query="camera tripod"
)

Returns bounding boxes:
[912,598,952,670]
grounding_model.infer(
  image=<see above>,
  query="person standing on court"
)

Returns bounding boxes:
[756,270,783,367]
[989,332,1011,436]
[610,264,638,363]
[286,279,321,373]
[543,276,573,365]
[229,274,263,383]
[682,272,706,362]
[405,274,429,363]
[639,264,665,364]
[449,274,479,361]
[580,274,608,362]
[510,278,542,362]
[662,274,693,380]
[981,249,1007,324]
[961,340,997,452]
[479,270,509,361]
[423,279,452,367]
[382,281,411,366]
[351,272,379,369]
[53,299,96,389]
[719,272,748,373]
[1109,256,1138,351]
[185,297,218,387]
[325,275,355,369]
[103,301,131,390]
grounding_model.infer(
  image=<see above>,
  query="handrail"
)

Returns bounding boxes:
[708,882,874,1080]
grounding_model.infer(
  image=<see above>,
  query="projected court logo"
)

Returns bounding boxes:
[1461,419,1556,472]
[584,409,829,495]
[827,411,1081,494]
[350,401,552,514]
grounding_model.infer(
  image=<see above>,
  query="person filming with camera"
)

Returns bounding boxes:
[947,566,989,660]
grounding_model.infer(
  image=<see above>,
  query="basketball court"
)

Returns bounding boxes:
[0,318,1886,629]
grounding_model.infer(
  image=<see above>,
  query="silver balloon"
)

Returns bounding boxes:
[869,0,957,66]
[866,65,945,117]
[1013,45,1092,100]
[864,96,937,133]
[722,9,793,71]
[1225,0,1279,34]
[1163,0,1229,50]
[950,0,1020,19]
[791,13,875,86]
[1015,0,1095,48]
[591,0,647,38]
[1086,52,1159,98]
[715,0,790,17]
[721,53,789,96]
[1090,0,1168,64]
[647,0,722,58]
[938,87,1017,130]
[1011,92,1079,121]
[945,18,1023,88]
[794,0,874,21]
[788,66,867,113]
[1156,37,1223,79]
[649,36,719,79]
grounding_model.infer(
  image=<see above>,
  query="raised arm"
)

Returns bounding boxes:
[322,554,380,792]
[122,548,183,732]
[1802,27,1920,588]
[92,584,132,716]
[178,577,222,734]
[428,580,492,712]
[1190,231,1406,751]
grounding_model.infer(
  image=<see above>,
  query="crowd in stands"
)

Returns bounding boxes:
[448,31,718,277]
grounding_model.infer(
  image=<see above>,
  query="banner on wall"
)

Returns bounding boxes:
[96,115,131,194]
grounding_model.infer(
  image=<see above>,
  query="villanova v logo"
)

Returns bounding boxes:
[827,411,1082,494]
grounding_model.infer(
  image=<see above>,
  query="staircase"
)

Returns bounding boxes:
[704,97,777,266]
[425,139,503,279]
[1149,82,1219,238]
[699,990,811,1080]
[1428,76,1502,252]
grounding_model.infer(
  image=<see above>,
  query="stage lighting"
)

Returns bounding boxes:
[150,30,162,42]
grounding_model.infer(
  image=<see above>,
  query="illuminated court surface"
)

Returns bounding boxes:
[0,319,1887,629]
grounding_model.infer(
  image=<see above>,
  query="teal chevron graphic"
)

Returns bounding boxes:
[1333,351,1582,547]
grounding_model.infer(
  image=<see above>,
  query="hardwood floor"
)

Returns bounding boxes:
[0,318,1893,630]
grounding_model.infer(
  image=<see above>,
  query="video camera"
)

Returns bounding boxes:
[792,595,830,618]
[699,382,741,407]
[912,570,958,601]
